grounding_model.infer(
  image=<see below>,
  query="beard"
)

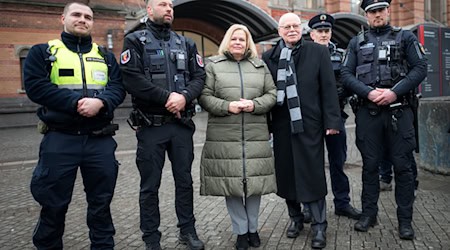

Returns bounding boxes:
[153,15,173,26]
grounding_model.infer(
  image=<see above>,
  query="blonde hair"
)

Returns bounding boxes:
[217,24,258,58]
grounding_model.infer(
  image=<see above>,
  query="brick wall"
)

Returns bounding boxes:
[390,0,425,27]
[0,0,129,97]
[325,0,351,13]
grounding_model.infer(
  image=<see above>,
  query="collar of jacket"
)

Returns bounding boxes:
[146,19,171,41]
[208,54,264,68]
[368,24,392,35]
[61,32,92,53]
[268,38,304,60]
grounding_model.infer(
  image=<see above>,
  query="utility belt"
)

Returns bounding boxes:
[38,120,118,136]
[359,97,409,116]
[127,109,179,129]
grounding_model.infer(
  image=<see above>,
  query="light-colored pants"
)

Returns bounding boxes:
[225,196,261,235]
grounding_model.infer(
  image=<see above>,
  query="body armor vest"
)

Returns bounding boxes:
[355,27,408,88]
[329,42,344,81]
[48,39,108,94]
[137,29,190,93]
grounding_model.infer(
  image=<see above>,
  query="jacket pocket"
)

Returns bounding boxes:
[356,63,372,85]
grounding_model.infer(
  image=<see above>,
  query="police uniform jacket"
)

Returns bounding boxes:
[262,39,341,203]
[341,25,427,99]
[24,32,126,133]
[198,54,277,197]
[120,20,205,115]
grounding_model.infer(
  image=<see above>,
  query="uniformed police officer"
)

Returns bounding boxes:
[341,0,427,240]
[120,0,205,249]
[24,2,126,249]
[307,13,362,221]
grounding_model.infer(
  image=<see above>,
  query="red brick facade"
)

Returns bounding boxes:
[0,0,139,97]
[0,0,448,98]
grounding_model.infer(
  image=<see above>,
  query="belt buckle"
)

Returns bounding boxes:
[152,115,163,126]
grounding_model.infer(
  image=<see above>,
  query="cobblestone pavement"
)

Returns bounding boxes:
[0,113,449,249]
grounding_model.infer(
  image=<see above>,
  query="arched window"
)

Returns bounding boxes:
[19,48,30,93]
[175,31,218,58]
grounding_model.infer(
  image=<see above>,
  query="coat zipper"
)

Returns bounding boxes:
[77,39,88,97]
[237,61,248,200]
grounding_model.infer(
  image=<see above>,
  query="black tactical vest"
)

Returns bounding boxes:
[136,29,190,93]
[329,42,344,81]
[355,27,408,88]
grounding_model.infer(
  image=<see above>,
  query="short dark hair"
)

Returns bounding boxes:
[63,2,90,15]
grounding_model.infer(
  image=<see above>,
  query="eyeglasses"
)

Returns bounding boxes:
[279,24,301,30]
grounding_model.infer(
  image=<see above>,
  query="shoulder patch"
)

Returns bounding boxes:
[419,43,426,55]
[196,54,204,67]
[120,49,131,64]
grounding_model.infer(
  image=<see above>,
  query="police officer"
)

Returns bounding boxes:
[307,13,362,221]
[24,2,126,249]
[120,0,205,249]
[341,0,427,240]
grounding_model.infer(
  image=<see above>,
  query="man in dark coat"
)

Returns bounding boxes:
[262,13,341,249]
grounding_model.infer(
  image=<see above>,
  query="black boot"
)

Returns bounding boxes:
[248,232,261,247]
[179,231,205,250]
[235,233,249,250]
[286,220,304,238]
[354,216,377,232]
[399,223,415,240]
[311,230,326,249]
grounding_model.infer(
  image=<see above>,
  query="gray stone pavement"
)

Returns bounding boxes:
[0,111,449,249]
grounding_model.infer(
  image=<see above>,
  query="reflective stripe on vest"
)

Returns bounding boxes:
[48,39,108,90]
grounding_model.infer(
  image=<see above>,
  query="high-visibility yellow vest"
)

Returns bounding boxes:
[48,39,108,90]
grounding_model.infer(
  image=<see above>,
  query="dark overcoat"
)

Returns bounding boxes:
[262,39,341,203]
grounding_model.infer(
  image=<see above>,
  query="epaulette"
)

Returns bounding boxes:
[207,55,227,64]
[391,26,402,32]
[247,57,265,68]
[336,47,346,55]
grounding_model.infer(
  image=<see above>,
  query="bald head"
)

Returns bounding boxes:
[279,13,301,27]
[278,13,302,47]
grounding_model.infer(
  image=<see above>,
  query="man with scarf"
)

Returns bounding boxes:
[262,13,341,249]
[120,0,205,249]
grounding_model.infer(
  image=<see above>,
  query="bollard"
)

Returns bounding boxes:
[418,97,450,174]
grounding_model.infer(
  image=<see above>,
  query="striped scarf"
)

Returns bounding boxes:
[276,45,304,134]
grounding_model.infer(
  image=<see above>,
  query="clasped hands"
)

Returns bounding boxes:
[228,98,255,114]
[368,88,397,106]
[77,98,104,117]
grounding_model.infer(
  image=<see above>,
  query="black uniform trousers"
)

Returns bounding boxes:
[136,121,196,244]
[355,105,415,225]
[380,150,418,188]
[325,117,351,210]
[31,131,118,250]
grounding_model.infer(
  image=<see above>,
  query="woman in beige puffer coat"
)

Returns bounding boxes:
[198,24,276,250]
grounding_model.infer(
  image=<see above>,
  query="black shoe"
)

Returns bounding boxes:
[399,224,415,240]
[145,242,161,250]
[179,232,205,250]
[311,230,326,249]
[235,233,249,250]
[286,220,304,238]
[354,216,377,232]
[335,205,362,220]
[303,207,312,223]
[248,232,261,247]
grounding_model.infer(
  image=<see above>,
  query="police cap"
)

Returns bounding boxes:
[308,13,334,30]
[360,0,391,12]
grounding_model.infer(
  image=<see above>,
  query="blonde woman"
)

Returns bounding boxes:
[198,24,276,250]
